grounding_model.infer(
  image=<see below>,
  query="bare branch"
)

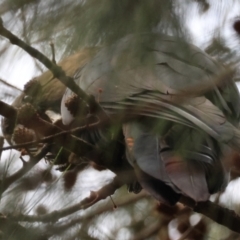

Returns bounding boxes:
[0,101,96,157]
[180,196,240,234]
[0,144,51,195]
[0,120,100,152]
[12,176,124,222]
[50,41,56,64]
[0,78,22,92]
[0,100,17,120]
[0,214,48,240]
[0,18,109,121]
[0,137,4,160]
[45,191,149,236]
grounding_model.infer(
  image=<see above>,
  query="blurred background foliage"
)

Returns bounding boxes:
[1,0,240,239]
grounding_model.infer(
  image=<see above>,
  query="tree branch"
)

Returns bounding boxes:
[180,196,240,234]
[0,100,17,120]
[0,120,100,152]
[0,18,109,121]
[0,137,4,160]
[0,78,22,92]
[0,214,48,240]
[0,144,51,195]
[41,191,149,237]
[0,101,96,157]
[12,176,124,223]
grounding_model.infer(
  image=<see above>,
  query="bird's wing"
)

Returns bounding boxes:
[62,33,240,149]
[59,33,240,203]
[101,92,240,149]
[123,121,181,205]
[123,121,226,203]
[159,124,228,201]
[77,33,237,103]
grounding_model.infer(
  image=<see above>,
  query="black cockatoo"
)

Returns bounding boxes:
[61,33,240,205]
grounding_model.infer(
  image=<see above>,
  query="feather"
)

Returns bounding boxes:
[161,150,210,201]
[67,33,240,147]
[123,122,181,204]
[61,33,240,203]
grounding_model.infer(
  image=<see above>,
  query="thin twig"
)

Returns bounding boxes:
[0,120,100,151]
[0,136,4,160]
[16,176,240,236]
[12,176,124,222]
[20,7,44,73]
[50,41,56,64]
[0,78,22,92]
[34,192,148,237]
[0,101,96,157]
[0,144,51,195]
[0,215,48,240]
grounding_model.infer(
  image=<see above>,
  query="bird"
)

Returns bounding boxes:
[61,33,240,205]
[1,47,99,169]
[1,46,136,192]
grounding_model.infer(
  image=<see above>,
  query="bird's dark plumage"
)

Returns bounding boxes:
[61,33,240,204]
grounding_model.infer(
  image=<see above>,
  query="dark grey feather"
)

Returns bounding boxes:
[61,33,240,203]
